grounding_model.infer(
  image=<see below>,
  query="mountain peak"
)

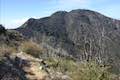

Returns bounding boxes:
[51,11,68,19]
[52,11,68,16]
[70,9,97,13]
[28,18,36,22]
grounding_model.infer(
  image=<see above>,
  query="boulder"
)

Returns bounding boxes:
[0,25,6,34]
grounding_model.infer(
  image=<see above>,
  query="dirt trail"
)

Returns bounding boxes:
[16,52,48,80]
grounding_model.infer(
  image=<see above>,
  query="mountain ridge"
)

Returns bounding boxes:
[16,9,120,73]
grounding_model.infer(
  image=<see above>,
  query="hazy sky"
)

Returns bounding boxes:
[0,0,120,29]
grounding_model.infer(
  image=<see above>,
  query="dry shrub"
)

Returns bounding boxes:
[0,45,17,60]
[46,58,117,80]
[20,41,44,58]
[70,61,116,80]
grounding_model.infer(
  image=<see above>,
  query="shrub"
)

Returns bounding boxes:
[20,41,44,58]
[0,45,17,61]
[70,61,116,80]
[57,58,77,73]
[46,57,77,73]
[46,57,117,80]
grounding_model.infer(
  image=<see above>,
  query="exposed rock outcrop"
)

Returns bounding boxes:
[0,25,6,34]
[0,25,24,46]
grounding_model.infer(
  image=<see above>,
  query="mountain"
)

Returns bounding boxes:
[0,9,120,80]
[16,9,120,73]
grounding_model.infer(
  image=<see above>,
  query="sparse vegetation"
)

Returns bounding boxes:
[0,45,17,63]
[0,41,119,80]
[46,57,77,72]
[0,40,119,80]
[69,61,116,80]
[19,40,44,58]
[0,45,17,56]
[46,57,118,80]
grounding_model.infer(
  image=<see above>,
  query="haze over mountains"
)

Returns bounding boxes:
[0,9,120,79]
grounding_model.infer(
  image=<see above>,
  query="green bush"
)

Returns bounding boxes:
[46,58,75,70]
[70,61,115,80]
[46,57,117,80]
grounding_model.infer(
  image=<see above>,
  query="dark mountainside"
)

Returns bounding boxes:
[16,9,120,73]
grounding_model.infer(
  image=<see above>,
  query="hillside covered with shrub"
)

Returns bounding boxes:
[0,9,120,80]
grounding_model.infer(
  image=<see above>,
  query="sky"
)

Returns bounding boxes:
[0,0,120,29]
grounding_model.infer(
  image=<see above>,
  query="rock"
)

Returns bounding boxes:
[0,26,24,46]
[0,24,6,34]
[0,54,27,80]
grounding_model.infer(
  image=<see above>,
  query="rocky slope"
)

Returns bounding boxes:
[0,25,25,80]
[0,25,24,46]
[16,9,120,72]
[0,26,72,80]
